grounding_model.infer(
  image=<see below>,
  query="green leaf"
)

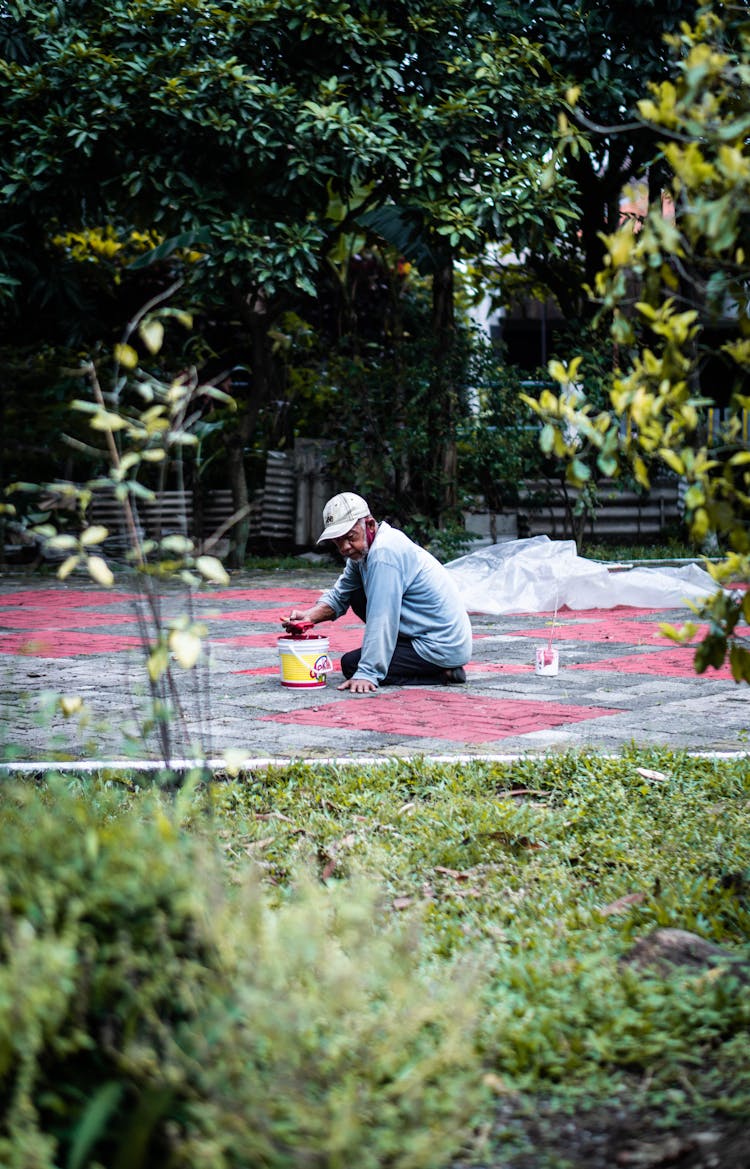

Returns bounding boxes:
[127,228,212,271]
[694,633,727,674]
[570,457,591,482]
[68,1082,124,1169]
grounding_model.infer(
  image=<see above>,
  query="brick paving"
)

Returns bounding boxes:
[266,691,623,744]
[0,566,747,764]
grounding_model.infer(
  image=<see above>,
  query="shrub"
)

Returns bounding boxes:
[0,780,484,1169]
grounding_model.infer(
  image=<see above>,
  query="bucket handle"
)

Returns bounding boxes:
[284,640,332,679]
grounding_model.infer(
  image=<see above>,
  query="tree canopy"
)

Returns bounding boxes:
[524,6,750,680]
[2,0,737,556]
[0,0,570,340]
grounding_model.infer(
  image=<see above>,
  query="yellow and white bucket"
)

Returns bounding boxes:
[278,635,333,688]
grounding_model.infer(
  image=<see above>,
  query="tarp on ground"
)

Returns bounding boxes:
[445,536,718,614]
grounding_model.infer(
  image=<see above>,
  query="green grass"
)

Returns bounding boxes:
[5,749,750,1167]
[583,539,705,562]
[167,753,750,1142]
[202,750,750,1130]
[243,552,337,571]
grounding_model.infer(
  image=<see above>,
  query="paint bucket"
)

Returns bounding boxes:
[278,634,332,688]
[534,646,559,676]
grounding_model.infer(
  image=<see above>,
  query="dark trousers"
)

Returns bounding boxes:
[340,588,448,686]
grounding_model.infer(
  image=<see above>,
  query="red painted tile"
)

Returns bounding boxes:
[263,689,623,743]
[0,631,144,656]
[511,618,705,646]
[0,608,137,630]
[199,588,326,605]
[0,589,137,608]
[569,650,737,680]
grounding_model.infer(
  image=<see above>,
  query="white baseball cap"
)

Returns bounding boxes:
[317,492,371,542]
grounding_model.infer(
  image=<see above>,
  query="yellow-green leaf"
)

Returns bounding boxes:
[90,411,128,432]
[169,629,203,669]
[147,643,169,682]
[118,452,142,475]
[139,319,164,355]
[80,524,109,547]
[160,534,194,556]
[691,507,710,541]
[86,554,114,587]
[221,747,247,777]
[658,449,685,475]
[59,695,84,718]
[632,455,650,489]
[114,343,139,369]
[47,533,79,551]
[196,555,230,585]
[547,360,568,385]
[58,554,80,581]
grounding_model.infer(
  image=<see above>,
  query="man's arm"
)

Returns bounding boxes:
[344,560,402,690]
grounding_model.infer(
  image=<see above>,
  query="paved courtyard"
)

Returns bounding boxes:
[0,566,748,766]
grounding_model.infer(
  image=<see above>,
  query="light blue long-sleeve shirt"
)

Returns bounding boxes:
[319,521,473,686]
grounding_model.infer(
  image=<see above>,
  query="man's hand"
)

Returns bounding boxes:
[338,677,377,694]
[280,608,312,633]
[280,602,337,632]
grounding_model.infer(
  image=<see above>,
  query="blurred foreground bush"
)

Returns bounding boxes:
[0,782,483,1169]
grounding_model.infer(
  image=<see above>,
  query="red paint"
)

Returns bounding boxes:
[0,589,137,608]
[510,618,705,645]
[569,650,737,680]
[0,608,137,630]
[263,690,623,743]
[198,588,325,605]
[0,631,144,656]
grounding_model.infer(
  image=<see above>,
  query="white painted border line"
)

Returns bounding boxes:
[1,750,749,774]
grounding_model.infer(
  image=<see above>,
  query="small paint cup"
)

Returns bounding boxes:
[534,646,559,676]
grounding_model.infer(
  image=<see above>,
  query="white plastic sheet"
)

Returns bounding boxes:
[445,535,718,614]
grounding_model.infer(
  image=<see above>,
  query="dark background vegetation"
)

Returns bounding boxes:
[3,0,740,563]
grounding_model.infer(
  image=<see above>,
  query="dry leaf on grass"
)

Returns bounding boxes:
[599,892,646,916]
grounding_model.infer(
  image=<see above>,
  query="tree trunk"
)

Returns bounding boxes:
[431,254,458,523]
[223,297,275,568]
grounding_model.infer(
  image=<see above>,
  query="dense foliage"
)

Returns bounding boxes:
[524,8,750,678]
[0,0,712,547]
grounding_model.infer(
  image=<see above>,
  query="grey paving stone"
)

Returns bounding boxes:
[0,567,747,765]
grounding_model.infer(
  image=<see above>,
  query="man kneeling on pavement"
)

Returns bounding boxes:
[281,492,472,694]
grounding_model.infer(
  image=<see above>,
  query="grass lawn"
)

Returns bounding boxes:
[204,749,750,1166]
[3,748,747,1168]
